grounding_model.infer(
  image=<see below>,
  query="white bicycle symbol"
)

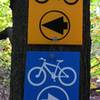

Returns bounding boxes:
[28,57,77,87]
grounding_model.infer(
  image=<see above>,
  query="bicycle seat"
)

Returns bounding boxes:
[40,57,46,61]
[57,60,64,63]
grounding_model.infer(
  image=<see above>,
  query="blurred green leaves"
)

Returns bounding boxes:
[90,0,100,77]
[0,0,12,31]
[0,0,11,76]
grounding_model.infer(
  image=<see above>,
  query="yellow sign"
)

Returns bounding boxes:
[28,0,83,45]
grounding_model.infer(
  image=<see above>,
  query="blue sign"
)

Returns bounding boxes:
[23,51,80,100]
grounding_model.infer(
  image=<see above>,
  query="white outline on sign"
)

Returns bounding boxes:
[28,58,77,86]
[37,86,69,100]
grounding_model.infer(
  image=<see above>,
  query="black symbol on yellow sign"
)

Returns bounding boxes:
[42,17,68,35]
[64,0,79,5]
[35,0,79,5]
[40,10,70,41]
[35,0,48,3]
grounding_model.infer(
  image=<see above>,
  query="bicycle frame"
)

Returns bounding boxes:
[38,61,68,80]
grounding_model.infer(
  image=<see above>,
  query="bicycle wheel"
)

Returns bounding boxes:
[28,67,46,86]
[59,67,77,86]
[64,0,79,5]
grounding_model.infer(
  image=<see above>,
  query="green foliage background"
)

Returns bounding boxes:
[0,0,12,86]
[90,0,100,77]
[0,0,100,86]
